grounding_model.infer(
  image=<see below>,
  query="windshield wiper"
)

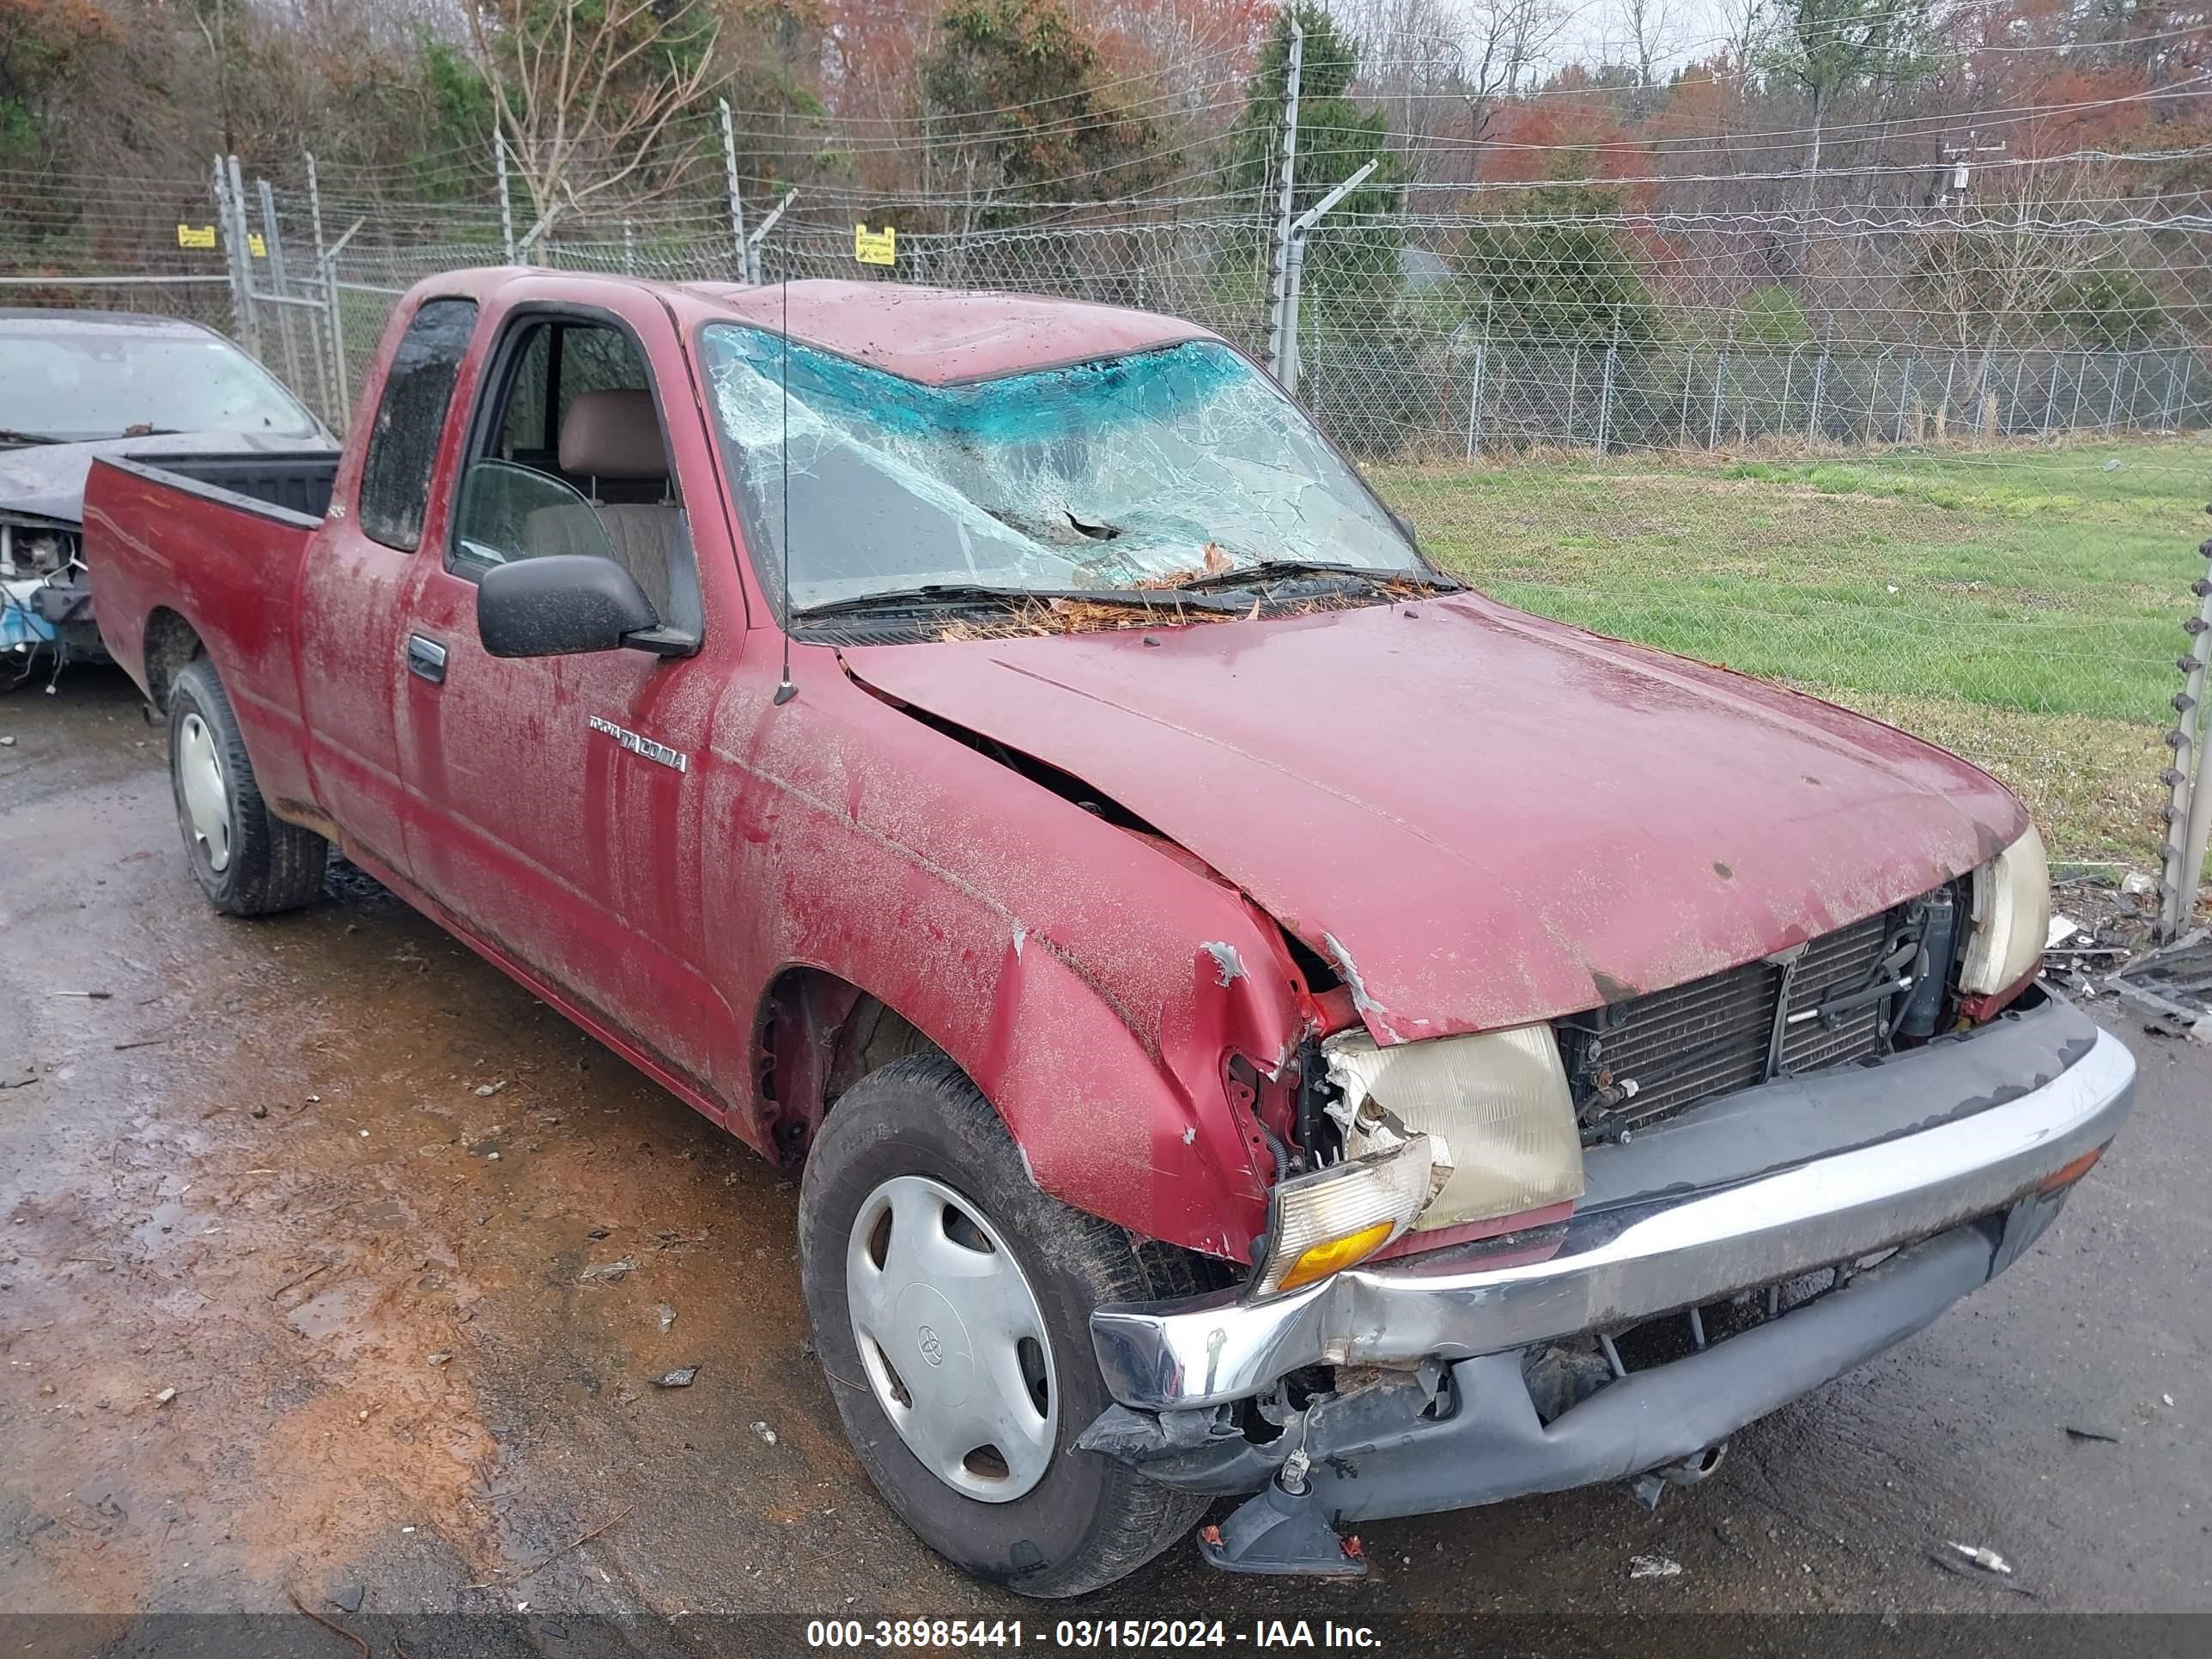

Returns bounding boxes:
[1169,559,1462,595]
[793,582,1248,621]
[0,428,64,446]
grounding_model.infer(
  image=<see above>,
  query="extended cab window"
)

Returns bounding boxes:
[358,298,477,551]
[450,317,699,639]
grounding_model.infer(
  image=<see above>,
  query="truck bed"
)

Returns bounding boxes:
[82,449,343,819]
[111,451,343,522]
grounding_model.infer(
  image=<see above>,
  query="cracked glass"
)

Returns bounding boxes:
[698,328,1419,614]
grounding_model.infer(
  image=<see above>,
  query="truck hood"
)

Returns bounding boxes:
[0,430,331,526]
[840,594,2027,1041]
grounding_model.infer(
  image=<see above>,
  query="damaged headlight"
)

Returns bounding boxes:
[1323,1024,1585,1232]
[1958,823,2050,999]
[1246,1025,1586,1302]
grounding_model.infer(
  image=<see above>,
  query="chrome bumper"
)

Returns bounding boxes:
[1091,1024,2135,1411]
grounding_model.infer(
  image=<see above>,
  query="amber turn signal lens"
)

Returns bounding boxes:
[1274,1221,1396,1292]
[2036,1143,2107,1195]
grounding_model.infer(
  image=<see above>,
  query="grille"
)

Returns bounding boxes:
[1559,908,1899,1138]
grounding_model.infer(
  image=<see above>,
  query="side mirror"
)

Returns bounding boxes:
[477,555,661,659]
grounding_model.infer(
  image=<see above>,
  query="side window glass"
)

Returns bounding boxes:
[447,317,696,636]
[558,327,647,421]
[358,298,477,550]
[500,325,552,459]
[453,459,618,571]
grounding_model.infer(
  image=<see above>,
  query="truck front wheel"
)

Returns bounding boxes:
[798,1054,1206,1597]
[167,656,327,916]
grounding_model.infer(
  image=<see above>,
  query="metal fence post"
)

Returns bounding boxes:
[1596,304,1620,453]
[1265,19,1303,383]
[306,152,351,425]
[302,151,340,424]
[495,133,517,263]
[2106,352,2123,432]
[746,189,796,286]
[256,177,306,398]
[719,97,749,281]
[1896,355,1914,443]
[2160,526,2212,940]
[1277,161,1376,398]
[623,220,636,274]
[213,155,246,343]
[1708,352,1726,450]
[1465,295,1491,460]
[226,155,261,362]
[1678,345,1694,448]
[1807,343,1828,441]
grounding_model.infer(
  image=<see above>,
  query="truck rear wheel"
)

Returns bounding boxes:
[798,1054,1206,1597]
[167,656,327,916]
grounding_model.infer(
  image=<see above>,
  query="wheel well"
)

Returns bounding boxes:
[754,969,943,1165]
[142,610,204,710]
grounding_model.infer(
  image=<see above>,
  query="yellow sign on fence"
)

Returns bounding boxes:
[854,224,896,267]
[176,224,217,250]
[247,233,267,259]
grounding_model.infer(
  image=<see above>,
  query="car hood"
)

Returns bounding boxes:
[0,430,331,525]
[839,594,2027,1041]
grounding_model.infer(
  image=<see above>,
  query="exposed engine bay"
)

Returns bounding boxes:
[1,515,87,689]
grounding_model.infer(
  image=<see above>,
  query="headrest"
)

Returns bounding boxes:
[559,388,666,480]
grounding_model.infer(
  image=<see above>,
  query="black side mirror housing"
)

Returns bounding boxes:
[477,555,662,659]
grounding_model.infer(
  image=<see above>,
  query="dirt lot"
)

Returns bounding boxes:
[3,670,2209,1655]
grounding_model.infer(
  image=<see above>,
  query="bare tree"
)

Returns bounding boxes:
[463,0,723,246]
[1718,0,1765,67]
[1329,0,1563,180]
[1459,0,1565,157]
[1612,0,1678,88]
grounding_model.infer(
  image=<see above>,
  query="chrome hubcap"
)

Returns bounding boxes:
[847,1175,1057,1503]
[177,712,232,874]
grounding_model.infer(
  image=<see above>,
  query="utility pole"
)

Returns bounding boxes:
[1266,18,1304,384]
[1939,131,2007,208]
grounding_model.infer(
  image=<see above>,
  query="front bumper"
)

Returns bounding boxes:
[1091,1010,2135,1413]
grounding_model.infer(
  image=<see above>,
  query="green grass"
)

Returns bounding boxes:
[1373,437,2212,862]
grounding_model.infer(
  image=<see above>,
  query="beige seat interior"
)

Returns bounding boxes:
[525,387,684,617]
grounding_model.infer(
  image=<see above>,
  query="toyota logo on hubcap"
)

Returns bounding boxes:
[916,1324,945,1367]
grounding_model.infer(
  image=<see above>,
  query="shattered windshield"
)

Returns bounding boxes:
[698,327,1418,612]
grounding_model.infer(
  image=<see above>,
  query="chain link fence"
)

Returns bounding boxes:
[6,155,2208,887]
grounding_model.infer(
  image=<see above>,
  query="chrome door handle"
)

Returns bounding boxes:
[405,634,448,684]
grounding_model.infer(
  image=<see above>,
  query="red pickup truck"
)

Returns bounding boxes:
[85,268,2132,1595]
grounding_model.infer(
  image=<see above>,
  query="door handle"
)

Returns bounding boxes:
[405,634,448,684]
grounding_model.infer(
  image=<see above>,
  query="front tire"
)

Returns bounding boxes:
[167,656,327,916]
[798,1055,1206,1597]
